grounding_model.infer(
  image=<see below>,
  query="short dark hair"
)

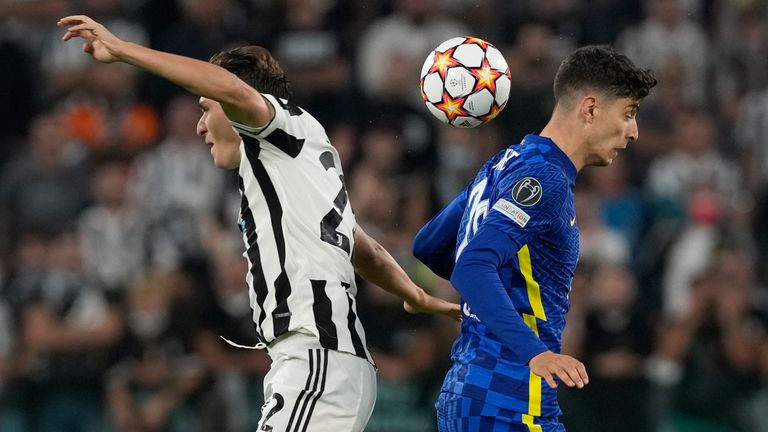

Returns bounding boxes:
[553,45,657,106]
[210,46,292,100]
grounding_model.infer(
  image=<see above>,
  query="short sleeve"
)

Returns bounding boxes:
[228,94,310,159]
[229,93,283,139]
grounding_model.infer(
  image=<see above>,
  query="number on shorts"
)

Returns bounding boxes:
[259,393,285,431]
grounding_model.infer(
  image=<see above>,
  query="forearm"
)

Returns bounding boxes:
[451,229,548,364]
[114,42,263,124]
[354,237,424,305]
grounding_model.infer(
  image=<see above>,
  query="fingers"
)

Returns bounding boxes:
[540,370,558,389]
[553,358,589,388]
[552,365,583,388]
[57,15,93,27]
[576,361,589,386]
[448,304,462,321]
[533,354,588,390]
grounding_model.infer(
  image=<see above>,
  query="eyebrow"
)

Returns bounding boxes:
[627,103,640,113]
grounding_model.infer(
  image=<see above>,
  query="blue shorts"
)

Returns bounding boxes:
[436,392,566,432]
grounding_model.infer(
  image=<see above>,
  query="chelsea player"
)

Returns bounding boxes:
[414,46,657,431]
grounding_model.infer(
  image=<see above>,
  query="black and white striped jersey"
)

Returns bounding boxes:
[231,94,372,363]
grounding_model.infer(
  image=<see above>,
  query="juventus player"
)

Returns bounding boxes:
[59,15,460,432]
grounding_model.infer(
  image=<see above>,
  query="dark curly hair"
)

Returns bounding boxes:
[210,46,293,100]
[553,45,657,106]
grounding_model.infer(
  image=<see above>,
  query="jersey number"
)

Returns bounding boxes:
[456,179,489,259]
[319,151,351,254]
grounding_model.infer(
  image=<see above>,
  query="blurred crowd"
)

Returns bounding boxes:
[1,0,768,431]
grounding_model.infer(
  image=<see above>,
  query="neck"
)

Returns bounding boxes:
[539,113,587,172]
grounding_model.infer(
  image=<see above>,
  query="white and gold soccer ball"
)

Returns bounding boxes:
[420,36,511,128]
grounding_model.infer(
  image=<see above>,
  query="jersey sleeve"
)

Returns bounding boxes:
[229,93,309,159]
[413,188,468,280]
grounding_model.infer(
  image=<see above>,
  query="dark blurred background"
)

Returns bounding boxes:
[0,0,767,431]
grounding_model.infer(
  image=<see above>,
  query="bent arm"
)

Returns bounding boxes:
[450,226,548,365]
[353,224,425,305]
[353,224,460,320]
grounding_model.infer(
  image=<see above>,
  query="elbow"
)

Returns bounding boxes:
[412,227,432,262]
[412,240,427,263]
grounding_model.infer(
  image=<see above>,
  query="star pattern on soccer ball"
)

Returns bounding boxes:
[428,48,459,79]
[472,60,502,93]
[464,36,491,50]
[481,104,505,123]
[436,94,468,121]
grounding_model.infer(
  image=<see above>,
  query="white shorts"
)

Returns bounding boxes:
[257,331,377,432]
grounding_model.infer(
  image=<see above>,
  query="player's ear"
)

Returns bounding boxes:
[578,96,597,124]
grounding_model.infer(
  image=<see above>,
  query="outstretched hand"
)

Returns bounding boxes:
[529,350,589,389]
[404,290,462,322]
[58,15,123,63]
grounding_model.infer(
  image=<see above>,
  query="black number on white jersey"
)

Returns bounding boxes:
[318,150,350,254]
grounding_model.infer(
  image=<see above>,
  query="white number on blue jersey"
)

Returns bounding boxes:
[456,178,489,259]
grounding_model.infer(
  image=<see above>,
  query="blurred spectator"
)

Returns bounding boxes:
[0,39,37,163]
[40,0,148,98]
[562,264,655,432]
[0,112,91,245]
[646,110,740,222]
[622,61,687,185]
[651,247,767,431]
[433,124,501,205]
[193,251,271,432]
[576,0,643,45]
[132,95,227,269]
[357,0,469,107]
[267,0,355,126]
[584,157,645,252]
[356,281,442,432]
[0,0,67,54]
[78,155,147,295]
[714,3,768,125]
[107,272,206,432]
[574,189,631,266]
[618,0,709,107]
[500,22,570,144]
[19,229,123,431]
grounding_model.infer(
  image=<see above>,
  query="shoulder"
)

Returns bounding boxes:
[498,160,570,207]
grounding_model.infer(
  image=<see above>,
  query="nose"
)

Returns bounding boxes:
[627,118,639,142]
[196,116,207,137]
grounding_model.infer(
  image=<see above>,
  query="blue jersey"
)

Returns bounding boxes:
[414,134,578,420]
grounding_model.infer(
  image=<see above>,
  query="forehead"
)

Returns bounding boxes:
[608,96,640,110]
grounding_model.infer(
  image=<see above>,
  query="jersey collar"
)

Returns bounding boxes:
[521,133,578,182]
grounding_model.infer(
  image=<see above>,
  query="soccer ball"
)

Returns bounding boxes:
[420,36,511,128]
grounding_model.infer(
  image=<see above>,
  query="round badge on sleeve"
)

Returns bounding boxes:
[511,177,543,206]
